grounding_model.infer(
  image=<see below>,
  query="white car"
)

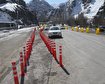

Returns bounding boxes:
[48,26,62,38]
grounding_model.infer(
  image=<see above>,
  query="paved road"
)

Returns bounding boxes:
[1,30,52,84]
[1,29,105,84]
[0,27,34,82]
[49,30,105,84]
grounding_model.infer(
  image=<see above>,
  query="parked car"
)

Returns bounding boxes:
[99,26,105,32]
[60,27,65,30]
[48,26,62,38]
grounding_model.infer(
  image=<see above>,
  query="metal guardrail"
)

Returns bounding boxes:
[0,27,18,31]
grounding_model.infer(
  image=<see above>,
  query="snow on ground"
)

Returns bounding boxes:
[71,0,83,17]
[0,27,34,42]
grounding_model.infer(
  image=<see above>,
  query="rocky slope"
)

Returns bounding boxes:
[27,0,53,22]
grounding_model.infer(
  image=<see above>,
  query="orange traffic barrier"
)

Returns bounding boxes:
[50,40,54,54]
[53,42,57,60]
[59,46,63,67]
[11,62,19,84]
[20,52,25,76]
[23,47,27,68]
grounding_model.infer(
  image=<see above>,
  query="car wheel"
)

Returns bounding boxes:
[60,35,63,38]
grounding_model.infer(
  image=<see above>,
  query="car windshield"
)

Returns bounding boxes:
[50,27,59,30]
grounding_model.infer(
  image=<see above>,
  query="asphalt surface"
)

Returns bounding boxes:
[0,30,52,84]
[0,27,34,82]
[1,28,105,84]
[49,30,105,84]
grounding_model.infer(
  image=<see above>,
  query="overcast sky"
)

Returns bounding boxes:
[24,0,67,5]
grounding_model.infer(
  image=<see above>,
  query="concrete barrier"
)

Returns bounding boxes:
[86,27,90,33]
[76,26,79,32]
[96,28,100,35]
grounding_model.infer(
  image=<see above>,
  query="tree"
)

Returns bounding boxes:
[93,16,105,27]
[76,13,88,27]
[93,2,105,27]
[67,16,76,26]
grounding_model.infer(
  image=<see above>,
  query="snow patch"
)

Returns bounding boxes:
[0,27,34,42]
[84,0,104,18]
[71,0,104,19]
[0,3,19,12]
[71,0,83,17]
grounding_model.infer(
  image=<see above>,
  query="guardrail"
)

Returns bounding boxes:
[0,27,18,31]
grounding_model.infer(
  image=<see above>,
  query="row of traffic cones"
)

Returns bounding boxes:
[11,29,36,84]
[39,30,63,67]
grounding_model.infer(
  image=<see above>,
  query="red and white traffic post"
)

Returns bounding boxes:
[20,52,24,76]
[59,46,63,67]
[11,61,19,84]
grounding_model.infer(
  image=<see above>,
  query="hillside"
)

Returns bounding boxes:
[49,0,105,18]
[0,1,38,25]
[27,0,54,22]
[48,0,105,26]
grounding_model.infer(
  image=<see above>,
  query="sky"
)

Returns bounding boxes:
[24,0,67,5]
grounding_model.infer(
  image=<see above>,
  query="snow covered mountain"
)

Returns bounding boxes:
[27,0,53,21]
[48,0,105,20]
[70,0,104,19]
[0,3,18,24]
[0,1,38,25]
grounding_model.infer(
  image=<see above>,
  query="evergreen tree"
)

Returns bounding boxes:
[67,16,76,26]
[76,13,88,27]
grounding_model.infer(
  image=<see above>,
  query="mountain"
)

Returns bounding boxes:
[49,0,105,19]
[48,0,105,26]
[27,0,54,22]
[0,0,38,25]
[70,0,104,19]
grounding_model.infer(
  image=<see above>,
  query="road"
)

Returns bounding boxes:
[49,30,105,84]
[0,27,34,82]
[1,28,105,84]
